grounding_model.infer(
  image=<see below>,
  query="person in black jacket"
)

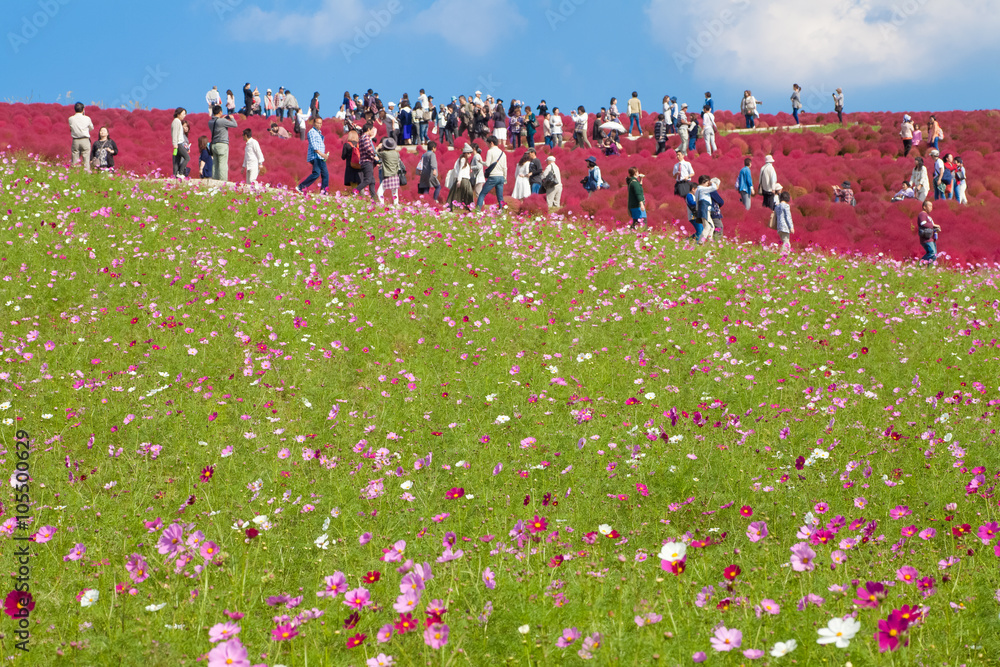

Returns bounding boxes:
[310,92,321,118]
[341,129,361,187]
[526,148,543,195]
[90,126,118,169]
[242,83,253,116]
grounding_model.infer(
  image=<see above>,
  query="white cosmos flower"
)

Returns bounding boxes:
[314,533,330,550]
[146,603,167,612]
[598,524,613,536]
[816,617,860,648]
[657,542,687,563]
[518,625,530,635]
[400,480,413,490]
[770,639,797,656]
[80,589,99,607]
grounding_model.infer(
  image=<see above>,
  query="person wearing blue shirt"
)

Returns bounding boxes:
[297,117,329,194]
[704,91,714,113]
[736,157,754,210]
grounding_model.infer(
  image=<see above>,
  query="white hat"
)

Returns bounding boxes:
[546,156,556,162]
[765,155,775,164]
[475,90,482,95]
[388,102,395,107]
[775,183,784,191]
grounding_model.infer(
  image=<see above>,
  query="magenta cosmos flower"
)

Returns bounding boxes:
[207,638,250,667]
[272,623,298,641]
[789,543,816,572]
[318,571,348,598]
[126,553,149,583]
[875,611,909,652]
[343,587,371,610]
[710,626,742,652]
[889,505,912,520]
[423,622,449,649]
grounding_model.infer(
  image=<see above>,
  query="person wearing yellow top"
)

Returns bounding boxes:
[627,92,642,136]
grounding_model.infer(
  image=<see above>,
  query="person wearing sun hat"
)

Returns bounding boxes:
[376,136,402,205]
[541,155,562,209]
[833,180,856,206]
[446,144,477,210]
[900,114,915,157]
[759,155,778,209]
[582,155,609,193]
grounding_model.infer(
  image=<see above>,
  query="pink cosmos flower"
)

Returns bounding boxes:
[976,522,999,544]
[157,523,185,556]
[746,521,768,542]
[853,581,885,608]
[33,526,57,543]
[64,543,87,562]
[423,622,449,649]
[889,505,911,520]
[200,541,220,560]
[208,621,241,643]
[482,567,496,590]
[206,639,250,667]
[896,566,919,584]
[710,626,742,652]
[875,611,909,653]
[318,572,348,598]
[789,543,816,572]
[399,572,424,594]
[393,590,421,614]
[343,588,371,610]
[901,525,917,537]
[382,540,406,563]
[743,649,765,659]
[144,518,163,533]
[272,623,298,641]
[918,527,936,540]
[377,624,393,643]
[557,627,581,647]
[759,599,780,615]
[125,553,149,583]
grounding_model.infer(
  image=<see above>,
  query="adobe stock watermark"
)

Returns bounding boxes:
[8,0,72,54]
[106,66,169,110]
[214,0,243,21]
[673,0,750,72]
[799,83,837,115]
[341,0,403,64]
[545,0,588,31]
[877,0,931,39]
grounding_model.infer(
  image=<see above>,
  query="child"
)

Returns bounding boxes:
[242,128,264,184]
[198,136,213,179]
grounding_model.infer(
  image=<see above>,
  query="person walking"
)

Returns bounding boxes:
[90,127,118,170]
[900,114,915,157]
[910,156,930,202]
[740,91,761,129]
[673,150,694,198]
[832,88,845,125]
[206,86,221,115]
[171,107,188,178]
[417,140,441,202]
[626,167,646,230]
[653,114,669,156]
[476,136,507,210]
[737,157,754,210]
[341,129,361,189]
[209,105,237,181]
[541,156,562,209]
[916,200,940,263]
[68,102,94,172]
[791,84,803,125]
[446,144,477,211]
[758,155,778,209]
[297,117,329,194]
[242,128,264,184]
[357,123,379,200]
[627,92,643,136]
[694,175,720,244]
[702,104,718,156]
[376,137,402,205]
[774,191,795,255]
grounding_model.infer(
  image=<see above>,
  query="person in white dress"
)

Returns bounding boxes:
[511,154,532,199]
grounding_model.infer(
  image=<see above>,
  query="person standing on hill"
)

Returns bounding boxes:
[676,104,690,155]
[283,90,299,120]
[417,140,441,202]
[704,91,714,113]
[571,106,592,150]
[171,107,188,178]
[953,156,968,204]
[916,200,940,263]
[910,156,930,202]
[541,156,562,209]
[900,114,915,157]
[833,88,845,125]
[476,136,508,210]
[69,102,94,172]
[737,157,754,210]
[357,123,379,200]
[702,104,718,156]
[928,115,943,151]
[758,155,778,209]
[740,90,761,129]
[791,84,803,125]
[627,92,643,136]
[242,83,253,116]
[206,86,221,115]
[626,167,646,230]
[929,149,946,200]
[297,117,329,195]
[673,150,694,198]
[209,105,237,181]
[654,114,669,156]
[775,191,795,255]
[90,127,118,170]
[242,128,264,184]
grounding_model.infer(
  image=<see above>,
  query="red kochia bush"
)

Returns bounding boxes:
[4,102,1000,265]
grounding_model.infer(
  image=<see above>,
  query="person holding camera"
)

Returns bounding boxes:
[209,105,238,181]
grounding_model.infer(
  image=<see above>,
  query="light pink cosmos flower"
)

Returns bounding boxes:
[126,553,149,583]
[33,526,57,543]
[208,621,241,643]
[482,567,496,590]
[343,587,371,610]
[746,521,768,542]
[206,638,250,667]
[897,565,919,583]
[393,590,421,614]
[919,527,936,540]
[382,540,406,563]
[789,543,816,572]
[889,505,911,520]
[157,523,185,557]
[710,626,742,652]
[759,599,780,615]
[318,572,348,598]
[556,627,581,647]
[423,622,449,649]
[377,624,393,643]
[399,572,424,594]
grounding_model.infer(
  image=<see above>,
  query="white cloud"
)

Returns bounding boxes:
[646,0,1000,89]
[227,0,369,48]
[411,0,527,56]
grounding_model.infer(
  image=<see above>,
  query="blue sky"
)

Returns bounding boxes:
[3,0,998,115]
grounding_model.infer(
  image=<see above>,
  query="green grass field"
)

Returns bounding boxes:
[2,154,999,666]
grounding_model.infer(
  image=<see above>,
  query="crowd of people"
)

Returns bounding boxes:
[64,82,968,263]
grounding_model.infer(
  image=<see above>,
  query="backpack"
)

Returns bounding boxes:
[350,144,361,170]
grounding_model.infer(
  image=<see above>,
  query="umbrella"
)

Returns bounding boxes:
[599,121,626,133]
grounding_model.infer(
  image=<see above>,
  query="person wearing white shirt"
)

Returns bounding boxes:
[673,151,695,197]
[242,128,264,184]
[910,156,930,202]
[550,108,564,148]
[68,102,94,172]
[541,155,562,209]
[891,180,916,202]
[296,108,312,141]
[662,95,673,129]
[701,105,718,157]
[206,86,221,114]
[476,136,508,210]
[171,107,189,178]
[694,175,721,243]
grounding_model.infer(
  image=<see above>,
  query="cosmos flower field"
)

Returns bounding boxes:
[3,152,1000,666]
